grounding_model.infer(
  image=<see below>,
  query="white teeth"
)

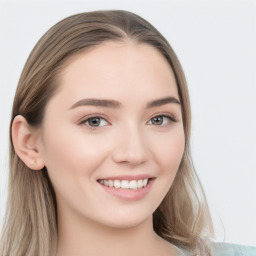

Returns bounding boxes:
[137,180,143,188]
[121,180,129,189]
[108,180,114,187]
[114,180,121,188]
[129,180,137,190]
[99,179,149,189]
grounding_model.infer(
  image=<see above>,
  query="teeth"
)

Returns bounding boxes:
[121,180,129,189]
[114,180,121,189]
[108,180,114,187]
[137,180,143,188]
[98,179,149,189]
[129,180,137,190]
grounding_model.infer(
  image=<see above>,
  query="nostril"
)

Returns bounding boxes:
[111,134,148,165]
[112,150,147,166]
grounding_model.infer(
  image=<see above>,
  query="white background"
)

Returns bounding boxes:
[0,0,255,247]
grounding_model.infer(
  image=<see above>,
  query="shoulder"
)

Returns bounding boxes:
[178,243,256,256]
[212,243,256,256]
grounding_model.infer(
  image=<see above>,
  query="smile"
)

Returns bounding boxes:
[97,176,155,200]
[98,179,149,190]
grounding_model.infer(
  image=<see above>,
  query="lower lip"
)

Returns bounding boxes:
[98,179,155,201]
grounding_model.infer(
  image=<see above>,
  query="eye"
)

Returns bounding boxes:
[81,116,109,128]
[147,115,176,125]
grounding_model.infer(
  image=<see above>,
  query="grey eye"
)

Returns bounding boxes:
[84,117,108,127]
[148,115,176,125]
[151,116,164,125]
[87,117,101,127]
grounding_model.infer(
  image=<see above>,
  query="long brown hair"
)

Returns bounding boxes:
[0,10,214,256]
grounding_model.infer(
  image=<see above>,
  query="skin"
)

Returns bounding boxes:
[12,41,185,255]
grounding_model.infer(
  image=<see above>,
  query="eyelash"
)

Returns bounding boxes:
[79,115,109,130]
[79,113,177,130]
[147,114,177,125]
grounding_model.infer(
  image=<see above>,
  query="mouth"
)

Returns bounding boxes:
[96,177,155,200]
[97,178,152,190]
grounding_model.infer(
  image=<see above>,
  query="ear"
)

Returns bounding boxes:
[12,115,45,170]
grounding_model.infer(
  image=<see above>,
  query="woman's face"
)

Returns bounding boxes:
[38,41,185,228]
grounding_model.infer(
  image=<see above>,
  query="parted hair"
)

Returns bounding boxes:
[0,10,214,256]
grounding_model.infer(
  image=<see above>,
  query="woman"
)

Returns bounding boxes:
[0,10,254,256]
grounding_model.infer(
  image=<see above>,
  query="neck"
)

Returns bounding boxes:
[56,209,177,256]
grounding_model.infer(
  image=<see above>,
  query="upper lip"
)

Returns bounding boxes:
[97,174,155,181]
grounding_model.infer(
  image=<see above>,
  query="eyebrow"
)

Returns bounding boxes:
[68,96,180,110]
[146,96,180,108]
[69,98,121,109]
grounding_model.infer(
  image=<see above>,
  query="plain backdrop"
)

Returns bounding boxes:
[0,0,255,247]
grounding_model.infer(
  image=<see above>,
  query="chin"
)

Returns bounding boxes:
[104,218,149,230]
[94,208,154,230]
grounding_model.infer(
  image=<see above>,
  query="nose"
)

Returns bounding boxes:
[111,125,148,166]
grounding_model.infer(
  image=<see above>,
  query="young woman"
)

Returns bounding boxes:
[1,10,254,256]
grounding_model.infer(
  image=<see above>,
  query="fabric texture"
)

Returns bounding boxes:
[178,243,256,256]
[212,243,256,256]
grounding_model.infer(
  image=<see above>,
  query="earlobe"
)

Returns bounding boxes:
[12,115,45,170]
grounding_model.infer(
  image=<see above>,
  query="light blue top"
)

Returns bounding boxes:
[178,243,256,256]
[212,243,256,256]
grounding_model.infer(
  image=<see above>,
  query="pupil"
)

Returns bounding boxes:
[89,118,100,126]
[152,116,163,125]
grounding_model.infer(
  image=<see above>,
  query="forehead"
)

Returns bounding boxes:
[51,41,179,107]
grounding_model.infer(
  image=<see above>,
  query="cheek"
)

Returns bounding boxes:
[145,127,185,211]
[39,125,109,185]
[151,128,185,174]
